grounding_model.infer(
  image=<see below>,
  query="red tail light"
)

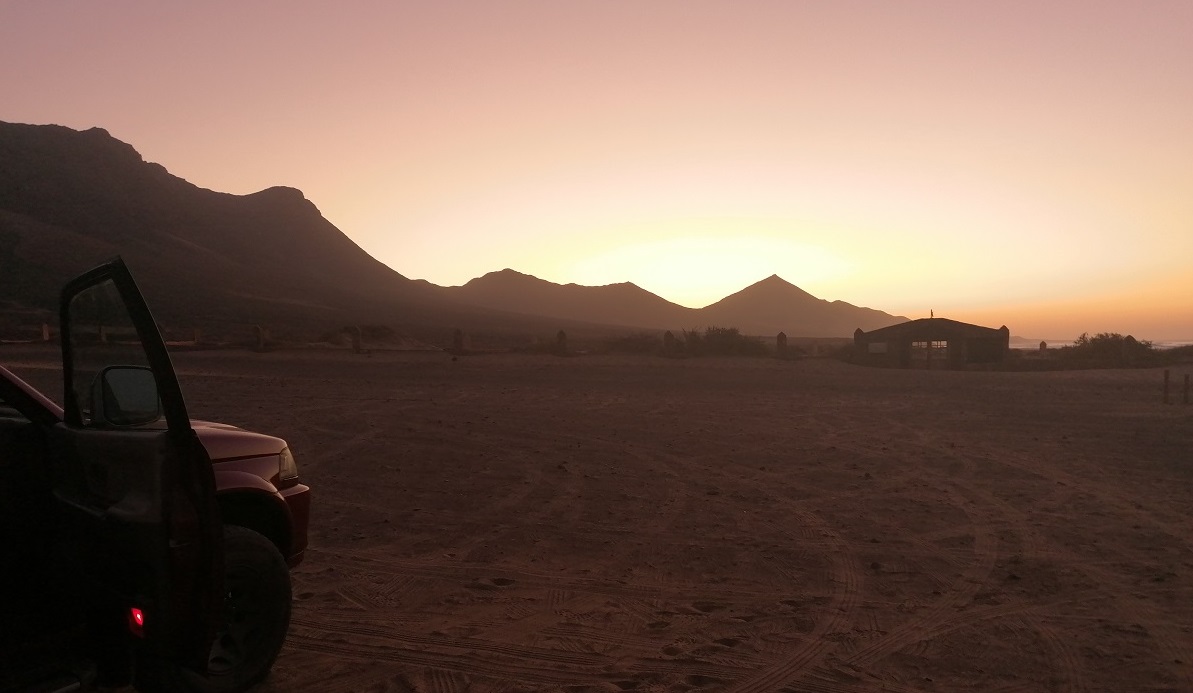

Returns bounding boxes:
[128,607,145,637]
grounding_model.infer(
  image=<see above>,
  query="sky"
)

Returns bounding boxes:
[2,1,1191,340]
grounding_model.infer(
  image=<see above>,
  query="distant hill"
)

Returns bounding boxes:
[0,121,907,342]
[443,269,697,330]
[698,275,906,337]
[445,270,905,337]
[0,123,417,325]
[0,122,547,341]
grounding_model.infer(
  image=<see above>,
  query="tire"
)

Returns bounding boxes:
[139,525,292,693]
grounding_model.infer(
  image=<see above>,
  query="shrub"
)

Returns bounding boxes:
[1166,344,1193,364]
[604,333,662,354]
[1057,332,1160,367]
[682,326,768,357]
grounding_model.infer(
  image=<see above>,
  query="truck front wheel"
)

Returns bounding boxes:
[140,525,292,693]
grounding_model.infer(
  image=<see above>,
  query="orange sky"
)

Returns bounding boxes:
[3,1,1191,340]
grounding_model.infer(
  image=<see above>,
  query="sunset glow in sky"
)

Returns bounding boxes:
[3,1,1191,339]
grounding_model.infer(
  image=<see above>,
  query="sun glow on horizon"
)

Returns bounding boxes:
[564,226,854,309]
[3,1,1191,339]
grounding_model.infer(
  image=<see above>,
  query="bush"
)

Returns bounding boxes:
[1057,332,1160,367]
[1166,344,1193,364]
[604,333,662,354]
[681,326,768,357]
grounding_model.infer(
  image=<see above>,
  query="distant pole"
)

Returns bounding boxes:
[1163,369,1170,404]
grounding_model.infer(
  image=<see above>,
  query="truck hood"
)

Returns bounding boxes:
[192,420,286,462]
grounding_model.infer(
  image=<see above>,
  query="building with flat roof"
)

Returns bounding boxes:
[853,318,1009,369]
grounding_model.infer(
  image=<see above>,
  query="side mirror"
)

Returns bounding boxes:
[90,366,162,426]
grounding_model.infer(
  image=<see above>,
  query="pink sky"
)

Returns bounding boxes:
[3,1,1191,339]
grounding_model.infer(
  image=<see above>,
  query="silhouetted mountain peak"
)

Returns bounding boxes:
[695,274,905,336]
[245,185,321,217]
[78,126,134,153]
[464,268,544,289]
[588,280,639,293]
[250,185,306,200]
[446,268,694,329]
[44,124,149,167]
[712,274,818,307]
[0,120,417,327]
[1,120,909,339]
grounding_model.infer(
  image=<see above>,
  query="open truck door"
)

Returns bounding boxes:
[51,258,223,683]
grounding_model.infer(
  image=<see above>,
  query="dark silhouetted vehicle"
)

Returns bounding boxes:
[0,258,310,693]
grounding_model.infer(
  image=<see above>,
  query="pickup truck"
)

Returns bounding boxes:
[0,258,311,693]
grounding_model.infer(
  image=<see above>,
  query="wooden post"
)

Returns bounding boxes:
[1163,369,1169,404]
[41,323,50,341]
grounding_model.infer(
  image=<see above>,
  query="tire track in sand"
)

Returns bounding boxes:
[839,481,1001,670]
[725,508,864,693]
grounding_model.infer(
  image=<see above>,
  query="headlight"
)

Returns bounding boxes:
[278,446,299,482]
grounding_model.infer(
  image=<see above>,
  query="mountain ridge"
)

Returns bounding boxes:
[698,274,905,336]
[0,121,907,341]
[444,269,907,336]
[442,269,700,332]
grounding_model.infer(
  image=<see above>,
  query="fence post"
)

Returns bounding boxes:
[1163,369,1170,404]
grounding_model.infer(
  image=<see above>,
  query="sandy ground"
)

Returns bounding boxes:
[10,349,1193,692]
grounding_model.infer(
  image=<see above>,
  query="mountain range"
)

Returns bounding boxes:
[445,269,904,338]
[0,121,906,344]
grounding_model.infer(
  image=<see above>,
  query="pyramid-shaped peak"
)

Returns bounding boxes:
[697,274,821,312]
[740,274,814,297]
